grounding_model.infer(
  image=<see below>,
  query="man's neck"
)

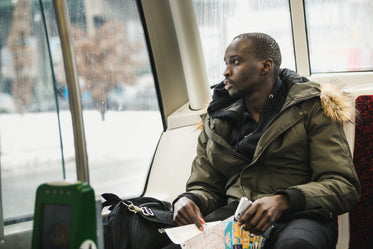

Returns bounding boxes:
[244,78,276,123]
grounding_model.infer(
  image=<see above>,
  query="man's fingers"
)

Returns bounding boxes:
[173,197,205,230]
[243,216,271,234]
[238,196,285,235]
[196,208,205,224]
[191,208,205,231]
[173,213,189,226]
[237,203,257,226]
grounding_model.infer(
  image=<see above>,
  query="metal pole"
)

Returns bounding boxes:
[168,0,211,110]
[289,0,311,77]
[52,0,89,183]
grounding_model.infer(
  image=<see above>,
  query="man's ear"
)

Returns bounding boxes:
[260,59,273,75]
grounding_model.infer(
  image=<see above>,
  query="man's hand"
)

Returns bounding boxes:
[237,195,289,235]
[173,197,205,231]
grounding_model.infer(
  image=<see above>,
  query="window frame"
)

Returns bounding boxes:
[289,0,373,86]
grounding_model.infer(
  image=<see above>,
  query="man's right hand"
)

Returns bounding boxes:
[173,197,205,231]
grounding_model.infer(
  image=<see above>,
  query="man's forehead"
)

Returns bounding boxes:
[225,38,254,57]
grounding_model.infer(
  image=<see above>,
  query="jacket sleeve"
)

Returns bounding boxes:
[291,100,361,215]
[183,118,228,215]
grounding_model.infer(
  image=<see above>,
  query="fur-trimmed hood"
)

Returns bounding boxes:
[320,82,355,124]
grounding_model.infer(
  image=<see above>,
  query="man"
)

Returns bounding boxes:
[167,33,360,249]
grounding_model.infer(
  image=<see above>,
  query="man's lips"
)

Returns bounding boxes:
[224,79,234,90]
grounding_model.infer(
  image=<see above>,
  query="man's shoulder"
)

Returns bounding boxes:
[290,81,355,124]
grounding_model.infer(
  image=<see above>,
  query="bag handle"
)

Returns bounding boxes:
[102,193,121,210]
[101,193,160,217]
[121,200,155,216]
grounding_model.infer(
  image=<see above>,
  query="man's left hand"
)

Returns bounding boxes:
[237,195,289,235]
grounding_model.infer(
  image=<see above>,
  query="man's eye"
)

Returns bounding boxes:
[233,59,239,65]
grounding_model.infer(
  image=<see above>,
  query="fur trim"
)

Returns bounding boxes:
[320,82,355,124]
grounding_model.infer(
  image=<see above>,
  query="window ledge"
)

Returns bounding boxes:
[2,221,32,249]
[167,102,208,130]
[310,71,373,88]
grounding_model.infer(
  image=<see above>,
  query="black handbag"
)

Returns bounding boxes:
[102,193,175,249]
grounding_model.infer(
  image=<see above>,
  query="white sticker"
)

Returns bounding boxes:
[79,240,97,249]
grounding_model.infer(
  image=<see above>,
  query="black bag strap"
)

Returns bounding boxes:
[101,193,175,226]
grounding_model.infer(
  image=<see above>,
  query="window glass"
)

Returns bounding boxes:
[0,0,67,222]
[305,0,373,73]
[192,0,295,85]
[61,0,162,196]
[0,0,162,224]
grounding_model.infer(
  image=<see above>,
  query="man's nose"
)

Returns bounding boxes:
[223,66,231,77]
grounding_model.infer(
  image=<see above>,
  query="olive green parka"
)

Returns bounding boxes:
[185,70,361,217]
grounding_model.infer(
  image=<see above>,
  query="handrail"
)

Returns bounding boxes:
[53,0,89,183]
[289,0,311,77]
[168,0,210,110]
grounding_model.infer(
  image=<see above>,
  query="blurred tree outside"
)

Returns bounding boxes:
[7,0,33,113]
[71,20,140,119]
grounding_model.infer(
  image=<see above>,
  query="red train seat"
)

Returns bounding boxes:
[349,95,373,249]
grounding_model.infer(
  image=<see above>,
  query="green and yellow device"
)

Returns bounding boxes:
[31,181,99,249]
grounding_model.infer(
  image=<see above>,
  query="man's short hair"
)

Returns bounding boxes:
[234,33,282,77]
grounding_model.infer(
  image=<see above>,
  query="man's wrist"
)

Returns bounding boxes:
[275,188,306,214]
[173,193,201,210]
[276,193,290,212]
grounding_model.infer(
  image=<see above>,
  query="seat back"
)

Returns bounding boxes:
[349,95,373,249]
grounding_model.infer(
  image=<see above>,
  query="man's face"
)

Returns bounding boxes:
[223,38,263,98]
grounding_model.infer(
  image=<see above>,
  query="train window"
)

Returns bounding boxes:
[192,0,296,86]
[0,0,69,223]
[51,0,162,199]
[0,0,162,224]
[305,0,373,73]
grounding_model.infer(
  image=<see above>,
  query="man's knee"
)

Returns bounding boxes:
[266,218,337,249]
[274,238,317,249]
